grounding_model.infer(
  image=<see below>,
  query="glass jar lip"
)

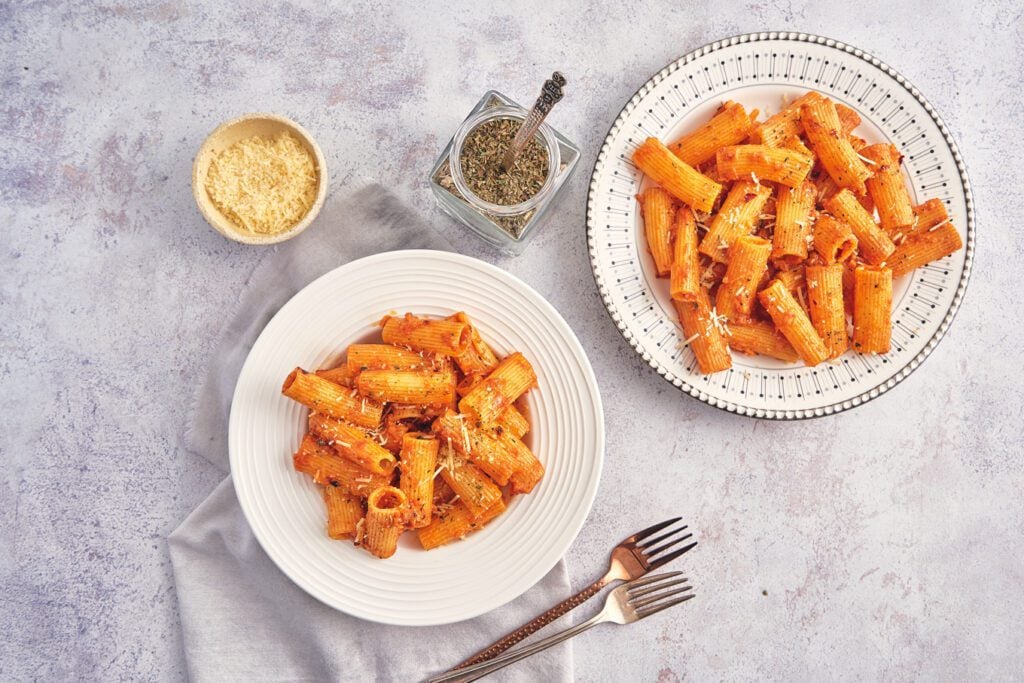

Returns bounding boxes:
[449,105,561,217]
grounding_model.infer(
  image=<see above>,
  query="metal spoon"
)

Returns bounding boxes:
[499,71,566,173]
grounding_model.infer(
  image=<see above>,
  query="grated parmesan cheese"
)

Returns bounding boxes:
[856,152,877,166]
[205,132,317,235]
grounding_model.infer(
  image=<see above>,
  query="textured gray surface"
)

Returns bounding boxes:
[2,1,1022,680]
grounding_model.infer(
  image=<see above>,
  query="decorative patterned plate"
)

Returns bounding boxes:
[229,250,604,625]
[587,32,974,419]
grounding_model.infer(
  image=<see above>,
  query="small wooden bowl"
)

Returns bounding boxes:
[192,113,328,245]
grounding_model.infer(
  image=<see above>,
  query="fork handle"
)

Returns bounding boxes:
[429,612,605,683]
[450,574,611,669]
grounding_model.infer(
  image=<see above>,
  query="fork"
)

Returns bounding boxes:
[428,572,695,682]
[449,517,696,669]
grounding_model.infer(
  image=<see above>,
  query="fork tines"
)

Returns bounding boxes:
[626,572,695,617]
[639,521,697,569]
[628,517,683,544]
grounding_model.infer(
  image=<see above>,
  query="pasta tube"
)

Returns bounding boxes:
[750,92,824,148]
[910,198,949,236]
[346,344,434,373]
[715,145,814,188]
[835,103,862,134]
[323,486,363,540]
[307,413,397,476]
[398,433,437,529]
[698,180,772,262]
[758,279,829,366]
[381,313,471,356]
[357,368,456,405]
[801,98,871,194]
[632,137,722,213]
[813,214,858,264]
[282,368,383,429]
[381,413,411,453]
[774,265,805,292]
[640,187,676,277]
[669,206,700,302]
[852,266,893,354]
[806,264,849,359]
[417,498,506,550]
[458,352,536,426]
[387,403,445,421]
[715,235,771,321]
[672,289,732,375]
[438,448,503,519]
[889,223,963,277]
[825,190,895,265]
[861,144,914,235]
[771,182,817,268]
[362,486,409,559]
[433,410,517,485]
[727,321,800,363]
[669,101,756,167]
[503,433,544,495]
[812,170,841,205]
[448,312,500,376]
[292,434,389,495]
[495,405,529,439]
[315,365,354,387]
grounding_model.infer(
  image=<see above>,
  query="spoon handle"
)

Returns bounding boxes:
[500,72,566,171]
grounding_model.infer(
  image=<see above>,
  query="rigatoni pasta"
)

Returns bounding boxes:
[861,143,914,235]
[640,187,676,277]
[698,180,772,262]
[357,367,455,406]
[714,144,815,188]
[852,266,893,354]
[324,486,363,540]
[715,235,771,321]
[889,222,963,277]
[398,433,437,529]
[346,344,437,373]
[801,97,872,194]
[362,486,409,559]
[282,368,383,429]
[291,434,389,495]
[308,413,397,476]
[458,352,536,427]
[806,264,849,359]
[635,91,964,372]
[418,498,506,551]
[381,313,471,356]
[281,312,543,558]
[758,279,829,367]
[449,312,500,376]
[433,409,518,485]
[771,181,816,268]
[669,101,756,166]
[825,189,895,265]
[813,214,858,264]
[438,447,504,519]
[633,137,722,212]
[672,289,732,375]
[669,206,700,302]
[910,198,949,236]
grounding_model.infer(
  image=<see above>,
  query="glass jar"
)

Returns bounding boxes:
[430,90,580,255]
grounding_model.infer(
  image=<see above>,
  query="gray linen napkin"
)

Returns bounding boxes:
[169,183,573,682]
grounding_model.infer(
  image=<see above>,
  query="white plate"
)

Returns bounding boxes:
[229,250,604,625]
[587,32,975,419]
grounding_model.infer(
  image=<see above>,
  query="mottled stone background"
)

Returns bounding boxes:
[2,1,1022,680]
